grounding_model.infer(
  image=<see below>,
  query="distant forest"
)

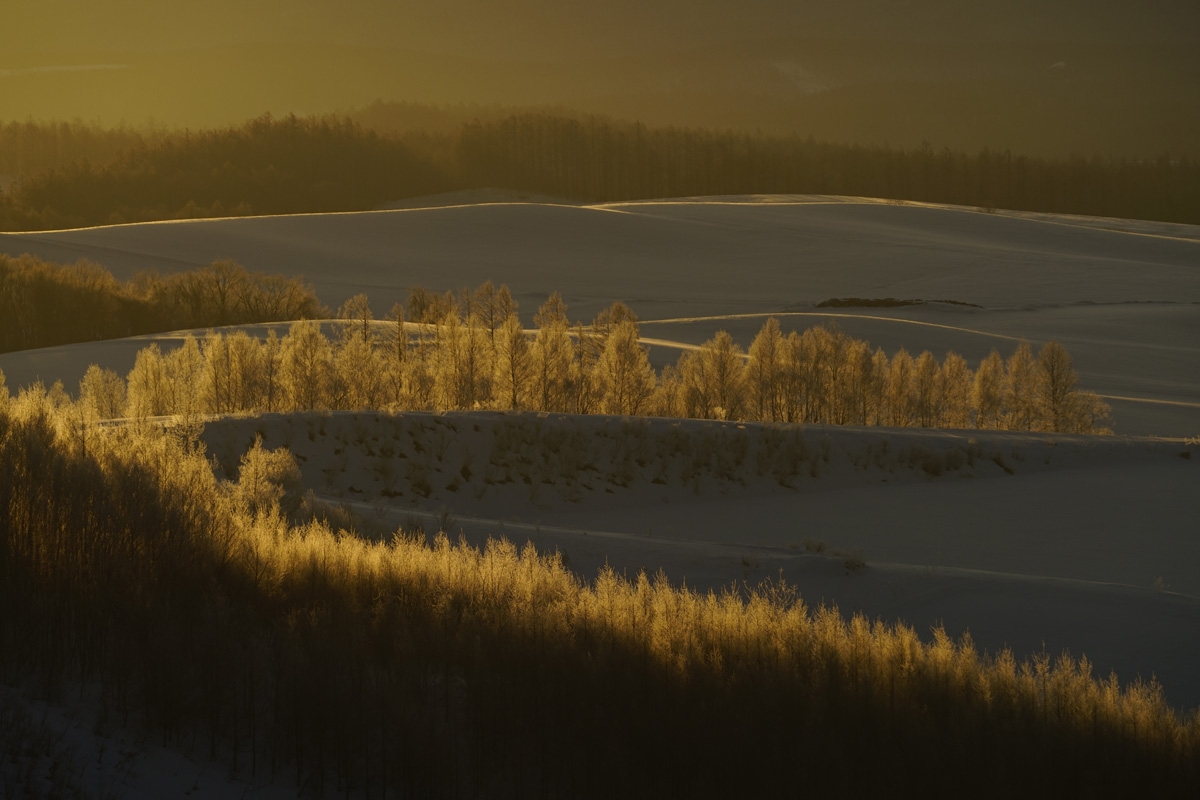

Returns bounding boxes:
[0,255,323,353]
[1,111,1198,230]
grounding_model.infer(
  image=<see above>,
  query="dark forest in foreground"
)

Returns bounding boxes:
[2,113,1198,231]
[0,399,1196,798]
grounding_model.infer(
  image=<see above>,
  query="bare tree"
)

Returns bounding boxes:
[746,317,783,422]
[337,293,374,345]
[972,349,1005,429]
[125,344,171,419]
[913,351,942,428]
[1035,340,1079,432]
[681,331,746,421]
[494,312,531,410]
[79,364,126,421]
[531,294,573,412]
[280,320,332,411]
[885,348,916,427]
[597,319,655,415]
[940,352,973,429]
[1003,342,1038,431]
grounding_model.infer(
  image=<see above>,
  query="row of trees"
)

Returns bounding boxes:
[0,114,445,230]
[2,112,1198,230]
[0,393,1193,797]
[0,255,323,353]
[57,283,1109,434]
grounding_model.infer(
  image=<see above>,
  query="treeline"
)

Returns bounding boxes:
[62,282,1110,434]
[0,255,323,353]
[0,115,445,230]
[0,119,155,181]
[2,112,1198,230]
[0,391,1194,797]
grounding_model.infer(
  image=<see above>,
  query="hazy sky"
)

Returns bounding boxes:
[3,2,1197,156]
[6,1,1198,58]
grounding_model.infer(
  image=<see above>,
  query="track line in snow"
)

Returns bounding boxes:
[638,311,1024,342]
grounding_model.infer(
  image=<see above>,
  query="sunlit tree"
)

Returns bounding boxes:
[1004,342,1038,431]
[597,319,655,416]
[746,317,784,422]
[494,312,532,410]
[972,349,1005,429]
[78,364,126,421]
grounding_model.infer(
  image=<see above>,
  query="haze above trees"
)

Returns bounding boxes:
[3,2,1198,157]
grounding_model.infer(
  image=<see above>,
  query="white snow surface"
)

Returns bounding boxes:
[2,197,1199,795]
[196,410,1200,709]
[2,196,1197,436]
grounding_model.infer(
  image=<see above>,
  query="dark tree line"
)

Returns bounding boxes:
[0,255,323,353]
[0,115,446,230]
[2,113,1198,230]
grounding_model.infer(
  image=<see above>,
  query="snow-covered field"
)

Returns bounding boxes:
[3,196,1197,435]
[196,410,1200,710]
[1,196,1198,727]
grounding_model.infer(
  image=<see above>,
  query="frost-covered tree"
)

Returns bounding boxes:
[227,330,265,412]
[746,317,784,422]
[884,349,916,427]
[381,302,410,409]
[235,436,304,517]
[79,364,126,421]
[940,352,973,429]
[164,335,204,420]
[337,293,374,346]
[494,312,531,410]
[125,343,171,419]
[434,310,490,410]
[280,320,332,411]
[681,331,746,421]
[651,363,684,418]
[597,319,655,416]
[335,333,384,410]
[1035,340,1079,432]
[1004,342,1038,431]
[972,349,1005,429]
[913,351,943,428]
[531,293,573,412]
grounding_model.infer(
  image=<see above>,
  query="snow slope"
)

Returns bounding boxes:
[2,196,1196,436]
[198,410,1200,709]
